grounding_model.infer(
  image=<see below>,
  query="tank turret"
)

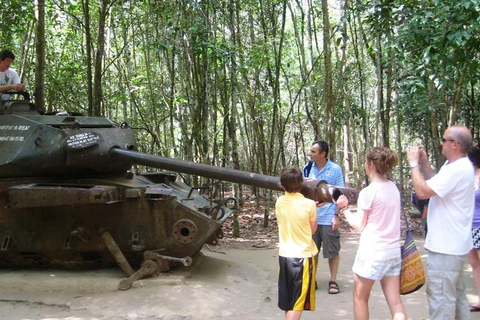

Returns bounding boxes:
[0,92,358,290]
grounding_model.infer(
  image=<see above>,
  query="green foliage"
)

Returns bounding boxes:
[0,0,34,46]
[3,0,480,195]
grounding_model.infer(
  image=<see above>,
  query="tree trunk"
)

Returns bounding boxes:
[339,0,352,186]
[427,76,442,170]
[92,0,108,116]
[375,35,383,146]
[384,33,393,148]
[34,0,45,111]
[322,0,336,158]
[229,0,240,174]
[450,66,467,126]
[82,0,93,116]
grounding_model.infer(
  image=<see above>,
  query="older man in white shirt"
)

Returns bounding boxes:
[407,125,474,320]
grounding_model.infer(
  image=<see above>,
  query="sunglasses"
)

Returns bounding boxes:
[441,138,460,144]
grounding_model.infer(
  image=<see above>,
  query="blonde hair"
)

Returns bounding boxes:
[366,147,398,175]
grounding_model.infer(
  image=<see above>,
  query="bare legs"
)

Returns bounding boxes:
[353,273,374,320]
[329,255,340,283]
[353,273,407,320]
[468,248,480,309]
[327,255,340,293]
[381,276,407,320]
[285,310,302,320]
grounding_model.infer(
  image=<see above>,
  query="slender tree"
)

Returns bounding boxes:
[34,0,46,111]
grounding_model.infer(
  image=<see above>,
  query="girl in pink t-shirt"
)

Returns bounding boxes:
[336,147,407,320]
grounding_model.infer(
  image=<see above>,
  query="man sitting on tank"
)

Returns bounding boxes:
[0,49,26,101]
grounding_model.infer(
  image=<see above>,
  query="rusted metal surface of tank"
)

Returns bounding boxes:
[0,92,358,290]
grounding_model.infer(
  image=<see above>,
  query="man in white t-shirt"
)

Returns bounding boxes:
[0,49,26,100]
[407,125,474,320]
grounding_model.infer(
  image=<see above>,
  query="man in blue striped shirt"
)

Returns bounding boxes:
[303,140,345,294]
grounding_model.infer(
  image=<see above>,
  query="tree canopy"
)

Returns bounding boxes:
[2,0,480,201]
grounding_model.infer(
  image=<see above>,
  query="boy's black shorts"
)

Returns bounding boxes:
[278,256,316,311]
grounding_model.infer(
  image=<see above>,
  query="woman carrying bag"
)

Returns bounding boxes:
[336,147,407,320]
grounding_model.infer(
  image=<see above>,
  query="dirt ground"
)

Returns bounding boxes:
[1,233,479,320]
[0,201,476,320]
[220,196,427,250]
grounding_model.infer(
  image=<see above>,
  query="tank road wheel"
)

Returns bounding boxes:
[225,197,238,209]
[211,205,225,221]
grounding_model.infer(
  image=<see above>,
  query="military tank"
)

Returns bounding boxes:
[0,92,358,290]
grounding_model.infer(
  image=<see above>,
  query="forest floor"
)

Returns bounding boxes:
[219,194,426,250]
[0,191,434,320]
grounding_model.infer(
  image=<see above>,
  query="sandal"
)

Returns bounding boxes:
[328,281,340,294]
[470,305,480,312]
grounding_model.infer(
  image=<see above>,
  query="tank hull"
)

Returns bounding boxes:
[0,172,224,268]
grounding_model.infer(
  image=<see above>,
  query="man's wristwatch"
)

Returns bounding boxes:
[409,162,419,168]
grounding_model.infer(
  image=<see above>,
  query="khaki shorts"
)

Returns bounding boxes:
[312,225,340,259]
[426,250,469,319]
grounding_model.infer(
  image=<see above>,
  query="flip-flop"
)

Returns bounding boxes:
[470,305,480,312]
[328,281,340,294]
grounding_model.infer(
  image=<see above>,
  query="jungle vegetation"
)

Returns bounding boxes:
[2,0,480,212]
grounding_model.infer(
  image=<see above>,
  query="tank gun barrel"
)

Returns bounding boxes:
[110,148,283,191]
[110,148,358,204]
